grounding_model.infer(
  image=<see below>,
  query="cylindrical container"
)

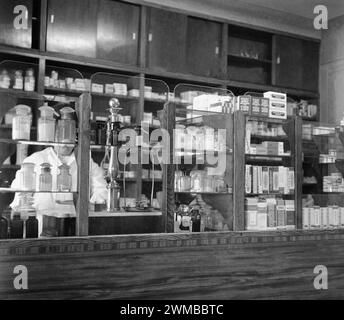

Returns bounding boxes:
[10,212,23,239]
[18,163,36,191]
[0,211,8,239]
[12,105,31,140]
[96,116,107,145]
[0,70,11,89]
[57,164,72,192]
[24,68,35,92]
[39,163,53,192]
[90,112,97,145]
[38,103,57,142]
[56,107,76,143]
[13,70,24,90]
[25,212,39,239]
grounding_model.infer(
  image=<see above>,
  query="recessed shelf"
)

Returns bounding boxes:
[228,53,272,64]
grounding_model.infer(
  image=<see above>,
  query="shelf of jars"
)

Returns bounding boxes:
[171,84,234,233]
[302,120,344,230]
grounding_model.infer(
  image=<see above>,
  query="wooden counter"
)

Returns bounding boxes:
[1,229,344,299]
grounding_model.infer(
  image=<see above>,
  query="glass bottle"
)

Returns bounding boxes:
[39,163,53,192]
[12,105,32,140]
[90,112,97,145]
[25,211,39,239]
[18,163,36,191]
[0,69,10,89]
[10,212,23,239]
[180,172,191,192]
[0,211,8,239]
[57,164,72,192]
[101,148,110,178]
[24,68,35,92]
[56,107,76,143]
[38,103,58,142]
[13,70,24,90]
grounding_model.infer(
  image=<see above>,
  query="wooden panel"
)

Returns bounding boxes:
[0,0,32,48]
[96,0,140,65]
[274,35,319,91]
[146,7,187,73]
[233,111,245,231]
[1,231,344,299]
[75,93,91,236]
[46,0,98,58]
[186,17,222,78]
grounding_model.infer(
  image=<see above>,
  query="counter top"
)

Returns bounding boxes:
[1,228,344,257]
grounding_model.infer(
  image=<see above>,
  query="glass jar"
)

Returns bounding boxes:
[203,175,215,193]
[56,107,76,143]
[175,124,185,150]
[0,70,10,89]
[0,211,8,239]
[38,103,57,142]
[18,163,36,191]
[12,105,31,140]
[174,170,183,192]
[13,70,24,90]
[190,170,204,192]
[25,212,39,239]
[57,164,72,192]
[24,68,35,92]
[180,173,191,192]
[39,163,53,192]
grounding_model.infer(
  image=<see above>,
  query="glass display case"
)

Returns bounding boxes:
[243,92,297,231]
[302,121,344,230]
[172,84,234,233]
[0,88,84,239]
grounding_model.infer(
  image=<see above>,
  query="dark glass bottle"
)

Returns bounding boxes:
[25,213,39,238]
[190,209,201,232]
[90,112,97,145]
[0,211,8,239]
[10,212,24,239]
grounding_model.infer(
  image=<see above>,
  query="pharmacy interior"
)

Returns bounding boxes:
[1,0,344,299]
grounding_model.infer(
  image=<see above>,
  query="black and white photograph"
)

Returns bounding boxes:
[0,0,344,304]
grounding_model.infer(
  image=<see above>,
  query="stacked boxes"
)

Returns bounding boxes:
[245,165,294,195]
[264,91,287,119]
[236,96,270,117]
[245,197,295,230]
[303,206,344,229]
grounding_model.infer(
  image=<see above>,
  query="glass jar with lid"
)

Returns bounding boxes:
[18,163,36,191]
[38,103,58,142]
[0,69,10,89]
[13,70,24,90]
[56,107,76,143]
[12,105,32,140]
[24,68,35,92]
[190,170,204,192]
[180,172,191,192]
[39,163,53,192]
[57,164,72,192]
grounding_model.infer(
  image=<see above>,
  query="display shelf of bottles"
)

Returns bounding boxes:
[0,138,75,148]
[175,191,232,195]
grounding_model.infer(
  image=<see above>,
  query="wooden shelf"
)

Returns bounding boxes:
[0,138,75,148]
[250,135,288,142]
[0,188,77,194]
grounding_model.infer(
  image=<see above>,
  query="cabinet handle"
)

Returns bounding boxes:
[215,46,220,55]
[148,33,153,42]
[132,33,136,40]
[277,56,281,65]
[50,14,55,24]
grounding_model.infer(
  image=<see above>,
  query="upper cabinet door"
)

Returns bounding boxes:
[186,17,222,78]
[147,8,187,73]
[0,0,32,48]
[274,35,319,92]
[96,0,140,65]
[46,0,98,58]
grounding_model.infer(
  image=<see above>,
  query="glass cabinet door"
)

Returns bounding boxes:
[302,121,344,230]
[172,83,234,233]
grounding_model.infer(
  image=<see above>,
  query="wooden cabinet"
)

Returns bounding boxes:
[0,0,32,48]
[274,35,319,92]
[96,0,140,65]
[146,8,187,73]
[46,0,98,58]
[186,17,222,78]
